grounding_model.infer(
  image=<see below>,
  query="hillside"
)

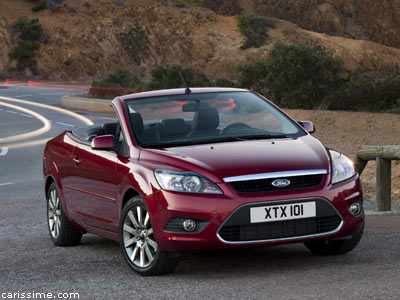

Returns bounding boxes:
[200,0,400,49]
[1,0,400,80]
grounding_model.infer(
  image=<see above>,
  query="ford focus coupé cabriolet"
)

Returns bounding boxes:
[43,88,364,275]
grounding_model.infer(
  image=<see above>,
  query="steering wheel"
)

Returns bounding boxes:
[221,122,251,134]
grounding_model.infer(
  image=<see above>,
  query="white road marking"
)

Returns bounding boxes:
[56,122,74,127]
[15,95,33,97]
[6,110,18,114]
[18,113,33,118]
[0,182,13,186]
[0,147,9,155]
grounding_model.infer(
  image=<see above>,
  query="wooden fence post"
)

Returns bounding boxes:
[376,157,391,211]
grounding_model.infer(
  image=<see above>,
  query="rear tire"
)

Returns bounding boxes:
[304,221,364,255]
[47,182,82,246]
[119,196,181,276]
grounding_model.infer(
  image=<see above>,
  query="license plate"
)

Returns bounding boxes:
[250,202,316,223]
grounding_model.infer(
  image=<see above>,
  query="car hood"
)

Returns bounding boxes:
[141,135,330,183]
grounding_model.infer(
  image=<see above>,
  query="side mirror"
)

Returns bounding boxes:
[91,135,115,150]
[298,121,315,134]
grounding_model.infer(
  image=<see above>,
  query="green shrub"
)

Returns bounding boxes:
[265,43,344,109]
[92,69,142,88]
[31,0,47,12]
[148,65,210,89]
[213,78,236,87]
[238,43,344,109]
[124,23,149,64]
[0,74,6,81]
[238,61,269,95]
[327,69,400,112]
[10,17,43,61]
[238,13,275,49]
[16,17,43,41]
[10,39,40,60]
[175,0,198,8]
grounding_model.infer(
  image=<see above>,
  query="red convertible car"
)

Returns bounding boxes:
[43,88,364,275]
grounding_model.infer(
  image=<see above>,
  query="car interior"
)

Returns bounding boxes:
[69,104,289,148]
[70,107,223,146]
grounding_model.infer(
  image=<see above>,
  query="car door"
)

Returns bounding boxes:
[67,139,119,232]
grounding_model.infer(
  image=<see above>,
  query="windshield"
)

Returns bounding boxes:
[125,91,305,147]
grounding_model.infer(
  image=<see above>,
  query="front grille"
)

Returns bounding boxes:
[229,174,324,193]
[219,215,341,242]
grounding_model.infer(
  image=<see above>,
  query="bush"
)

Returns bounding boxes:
[175,0,198,8]
[327,69,400,112]
[31,0,47,12]
[237,42,400,113]
[213,78,236,87]
[148,65,210,89]
[16,17,43,41]
[265,43,344,109]
[238,43,344,109]
[124,23,149,64]
[10,39,40,60]
[238,61,269,95]
[10,17,43,60]
[238,13,275,49]
[92,69,142,88]
[0,74,6,81]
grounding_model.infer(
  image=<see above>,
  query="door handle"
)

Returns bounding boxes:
[73,157,80,166]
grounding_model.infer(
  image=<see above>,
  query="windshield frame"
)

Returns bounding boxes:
[123,90,307,148]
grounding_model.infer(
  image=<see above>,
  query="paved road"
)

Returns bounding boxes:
[0,84,399,300]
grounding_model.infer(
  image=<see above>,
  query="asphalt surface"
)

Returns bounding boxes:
[0,84,399,300]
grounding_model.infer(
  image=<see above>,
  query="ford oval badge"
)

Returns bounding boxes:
[271,179,291,188]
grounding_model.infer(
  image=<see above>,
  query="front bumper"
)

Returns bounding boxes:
[146,175,364,252]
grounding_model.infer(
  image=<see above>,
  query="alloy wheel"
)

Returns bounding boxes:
[48,189,61,239]
[122,206,158,268]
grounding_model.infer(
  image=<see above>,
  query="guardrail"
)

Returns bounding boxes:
[354,145,400,211]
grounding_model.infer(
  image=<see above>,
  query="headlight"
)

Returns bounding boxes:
[154,170,223,194]
[330,150,356,184]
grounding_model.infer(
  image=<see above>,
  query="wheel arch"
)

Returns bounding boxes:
[122,188,140,210]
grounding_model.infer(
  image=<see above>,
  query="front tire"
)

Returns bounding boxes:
[304,221,364,255]
[119,196,181,276]
[47,182,82,246]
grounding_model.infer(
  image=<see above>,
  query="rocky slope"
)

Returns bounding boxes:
[199,0,400,49]
[1,0,400,80]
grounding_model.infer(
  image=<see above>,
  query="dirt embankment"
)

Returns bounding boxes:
[286,109,400,202]
[200,0,400,49]
[1,0,400,80]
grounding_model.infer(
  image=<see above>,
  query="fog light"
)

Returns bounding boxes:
[349,202,362,216]
[183,219,196,232]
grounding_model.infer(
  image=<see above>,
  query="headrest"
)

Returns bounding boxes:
[130,112,144,135]
[192,107,219,130]
[102,123,118,136]
[161,118,187,136]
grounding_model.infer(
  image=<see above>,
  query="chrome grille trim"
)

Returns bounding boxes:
[223,169,328,183]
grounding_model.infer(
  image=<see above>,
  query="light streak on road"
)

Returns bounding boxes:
[0,96,93,126]
[0,101,51,144]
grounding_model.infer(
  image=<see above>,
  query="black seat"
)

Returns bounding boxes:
[161,118,187,140]
[102,122,118,136]
[131,112,153,143]
[187,107,220,138]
